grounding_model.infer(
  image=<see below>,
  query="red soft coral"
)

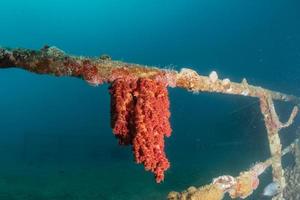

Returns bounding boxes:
[110,78,137,145]
[110,77,172,183]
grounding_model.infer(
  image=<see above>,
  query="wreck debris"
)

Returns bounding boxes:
[283,138,300,200]
[167,167,260,200]
[167,184,224,200]
[0,46,299,104]
[259,92,299,199]
[168,139,298,200]
[283,166,300,200]
[0,46,300,197]
[280,106,299,129]
[228,170,260,199]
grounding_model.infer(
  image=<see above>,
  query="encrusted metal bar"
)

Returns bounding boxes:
[1,46,299,105]
[167,139,298,200]
[259,93,299,200]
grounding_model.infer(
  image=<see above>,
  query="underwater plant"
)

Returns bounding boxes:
[1,46,299,199]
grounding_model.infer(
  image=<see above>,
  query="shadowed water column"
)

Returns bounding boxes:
[110,77,172,183]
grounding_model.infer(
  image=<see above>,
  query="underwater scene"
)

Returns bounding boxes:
[1,1,300,200]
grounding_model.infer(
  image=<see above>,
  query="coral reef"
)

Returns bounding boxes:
[110,77,171,183]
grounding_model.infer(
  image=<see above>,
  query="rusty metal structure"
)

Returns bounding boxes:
[1,46,299,199]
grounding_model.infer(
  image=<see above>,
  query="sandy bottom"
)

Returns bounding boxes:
[0,162,174,200]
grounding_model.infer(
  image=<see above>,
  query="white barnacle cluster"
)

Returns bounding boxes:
[179,68,199,78]
[241,78,250,96]
[0,48,13,61]
[209,71,218,83]
[161,69,177,88]
[0,48,4,59]
[209,70,232,92]
[46,46,66,58]
[178,68,200,91]
[212,175,236,192]
[222,78,232,92]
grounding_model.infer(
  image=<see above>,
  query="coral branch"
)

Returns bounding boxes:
[284,138,300,200]
[168,163,266,200]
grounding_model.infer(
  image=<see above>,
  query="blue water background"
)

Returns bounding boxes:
[0,0,300,199]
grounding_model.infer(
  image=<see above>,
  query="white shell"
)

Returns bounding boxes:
[222,78,231,86]
[242,90,249,96]
[213,175,236,191]
[242,78,248,86]
[209,71,218,83]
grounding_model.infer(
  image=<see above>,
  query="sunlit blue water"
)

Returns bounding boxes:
[1,1,300,199]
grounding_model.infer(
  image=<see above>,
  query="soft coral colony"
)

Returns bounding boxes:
[110,77,172,183]
[1,46,300,199]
